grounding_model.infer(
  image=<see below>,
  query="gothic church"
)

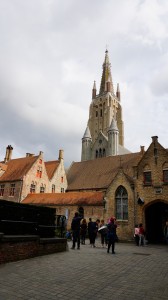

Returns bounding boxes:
[81,50,130,161]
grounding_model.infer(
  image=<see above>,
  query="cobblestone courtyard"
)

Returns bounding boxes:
[0,239,167,300]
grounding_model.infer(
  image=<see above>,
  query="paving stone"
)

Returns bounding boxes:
[0,239,167,299]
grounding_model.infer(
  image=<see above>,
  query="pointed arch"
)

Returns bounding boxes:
[115,185,128,220]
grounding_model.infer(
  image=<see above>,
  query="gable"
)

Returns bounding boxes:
[0,156,39,182]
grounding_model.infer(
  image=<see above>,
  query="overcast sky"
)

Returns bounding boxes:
[0,0,168,167]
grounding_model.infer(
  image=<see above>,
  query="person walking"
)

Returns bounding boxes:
[90,219,100,247]
[134,224,140,246]
[88,218,92,244]
[80,219,87,245]
[139,223,145,246]
[99,219,107,247]
[71,212,82,250]
[107,217,117,254]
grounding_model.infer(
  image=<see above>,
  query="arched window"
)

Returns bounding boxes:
[78,207,84,218]
[115,186,128,220]
[95,150,98,158]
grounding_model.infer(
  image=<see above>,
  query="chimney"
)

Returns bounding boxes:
[4,145,13,163]
[59,149,64,161]
[152,136,158,144]
[140,146,145,155]
[26,153,34,157]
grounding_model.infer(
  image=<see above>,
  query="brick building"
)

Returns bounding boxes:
[23,136,168,243]
[0,146,67,202]
[1,51,168,243]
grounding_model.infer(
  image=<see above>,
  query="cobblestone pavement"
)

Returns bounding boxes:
[0,239,167,300]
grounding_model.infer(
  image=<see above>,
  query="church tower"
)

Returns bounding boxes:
[81,50,129,161]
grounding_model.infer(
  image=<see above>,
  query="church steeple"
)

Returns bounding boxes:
[92,81,96,99]
[99,50,114,95]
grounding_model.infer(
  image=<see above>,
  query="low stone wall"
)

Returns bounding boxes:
[0,234,67,264]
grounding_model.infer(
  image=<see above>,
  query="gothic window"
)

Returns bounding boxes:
[96,111,98,117]
[99,148,102,157]
[115,186,128,220]
[100,109,102,117]
[10,183,15,197]
[103,148,106,157]
[0,184,5,196]
[96,150,98,158]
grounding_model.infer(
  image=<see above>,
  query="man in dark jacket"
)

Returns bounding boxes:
[71,212,82,249]
[107,217,117,254]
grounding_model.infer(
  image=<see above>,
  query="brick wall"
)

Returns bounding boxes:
[0,235,67,264]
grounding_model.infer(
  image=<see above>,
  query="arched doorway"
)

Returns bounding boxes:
[145,201,168,243]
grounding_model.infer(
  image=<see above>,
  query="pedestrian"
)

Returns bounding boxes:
[134,224,139,246]
[107,217,117,254]
[71,212,82,250]
[99,219,108,247]
[139,223,145,246]
[90,219,100,247]
[80,219,87,245]
[88,218,92,244]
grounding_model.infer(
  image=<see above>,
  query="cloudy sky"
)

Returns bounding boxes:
[0,0,168,167]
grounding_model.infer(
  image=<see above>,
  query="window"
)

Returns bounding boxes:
[52,184,55,193]
[99,148,102,157]
[96,111,98,117]
[30,183,36,193]
[95,150,98,158]
[143,171,152,185]
[115,186,128,220]
[10,183,15,196]
[61,188,64,193]
[40,184,45,193]
[78,207,84,218]
[163,170,168,183]
[36,166,42,178]
[0,184,5,196]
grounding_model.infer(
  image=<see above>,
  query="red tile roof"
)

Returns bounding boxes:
[67,152,142,191]
[45,161,60,180]
[23,191,104,206]
[0,156,38,181]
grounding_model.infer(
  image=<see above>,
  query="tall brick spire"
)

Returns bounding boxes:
[99,50,114,95]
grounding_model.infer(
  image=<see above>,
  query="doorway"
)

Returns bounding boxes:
[145,201,168,243]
